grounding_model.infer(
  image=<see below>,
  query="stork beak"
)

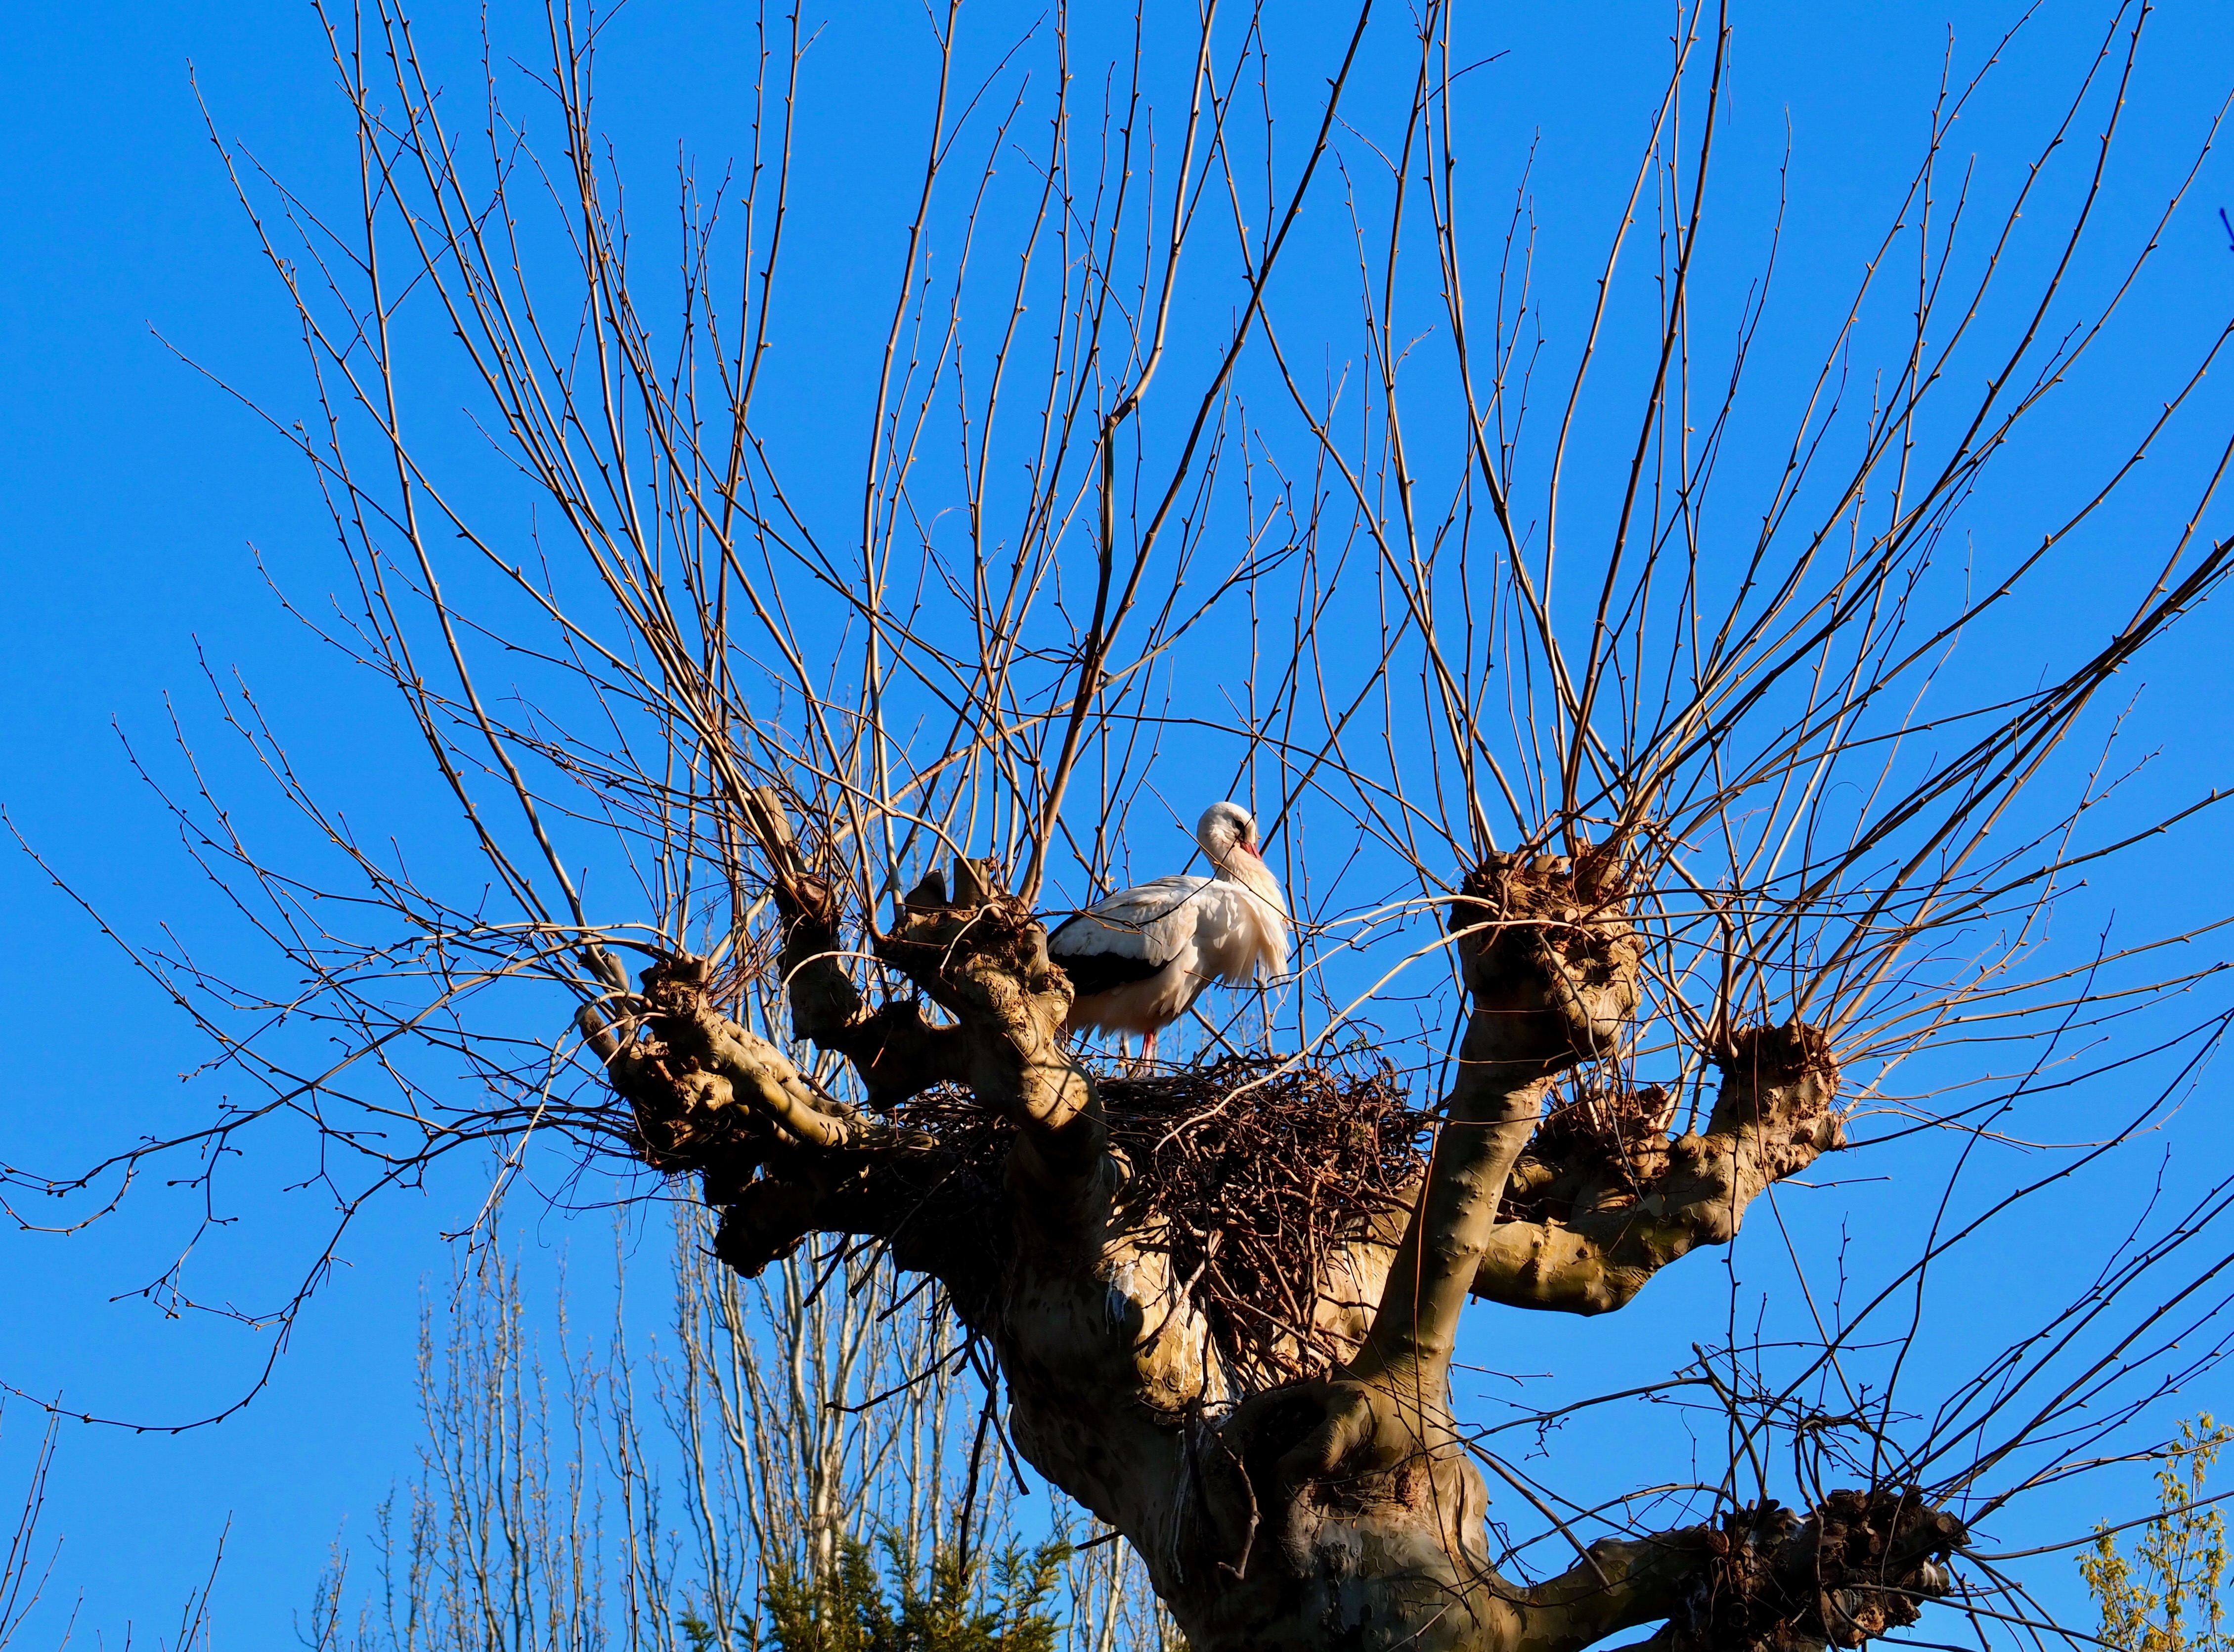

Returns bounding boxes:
[1241,841,1262,858]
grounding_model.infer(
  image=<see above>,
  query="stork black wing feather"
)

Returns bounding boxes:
[1053,950,1167,998]
[1048,914,1168,998]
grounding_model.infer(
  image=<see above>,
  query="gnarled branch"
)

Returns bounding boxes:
[1517,1491,1966,1652]
[1475,1022,1845,1315]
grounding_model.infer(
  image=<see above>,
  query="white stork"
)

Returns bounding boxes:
[1047,801,1290,1066]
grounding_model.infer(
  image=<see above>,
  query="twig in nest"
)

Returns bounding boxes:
[895,1054,1428,1389]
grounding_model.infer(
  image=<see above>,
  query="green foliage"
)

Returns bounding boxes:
[2082,1417,2233,1652]
[753,1535,1071,1652]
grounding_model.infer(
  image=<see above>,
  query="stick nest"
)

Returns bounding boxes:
[891,1055,1427,1387]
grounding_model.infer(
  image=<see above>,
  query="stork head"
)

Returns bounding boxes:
[1196,800,1262,865]
[1197,800,1288,927]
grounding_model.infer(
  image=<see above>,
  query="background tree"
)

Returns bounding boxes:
[0,1412,66,1649]
[2082,1419,2232,1652]
[10,1,2234,1649]
[301,1217,1141,1652]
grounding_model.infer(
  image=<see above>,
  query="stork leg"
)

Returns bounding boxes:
[1139,1028,1159,1072]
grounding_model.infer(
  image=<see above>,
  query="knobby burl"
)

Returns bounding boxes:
[579,825,1958,1652]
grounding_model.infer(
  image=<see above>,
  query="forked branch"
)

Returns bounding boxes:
[1476,1021,1845,1315]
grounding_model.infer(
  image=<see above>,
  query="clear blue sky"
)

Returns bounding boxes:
[3,1,2234,1642]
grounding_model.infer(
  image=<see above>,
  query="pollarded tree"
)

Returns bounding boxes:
[16,3,2234,1650]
